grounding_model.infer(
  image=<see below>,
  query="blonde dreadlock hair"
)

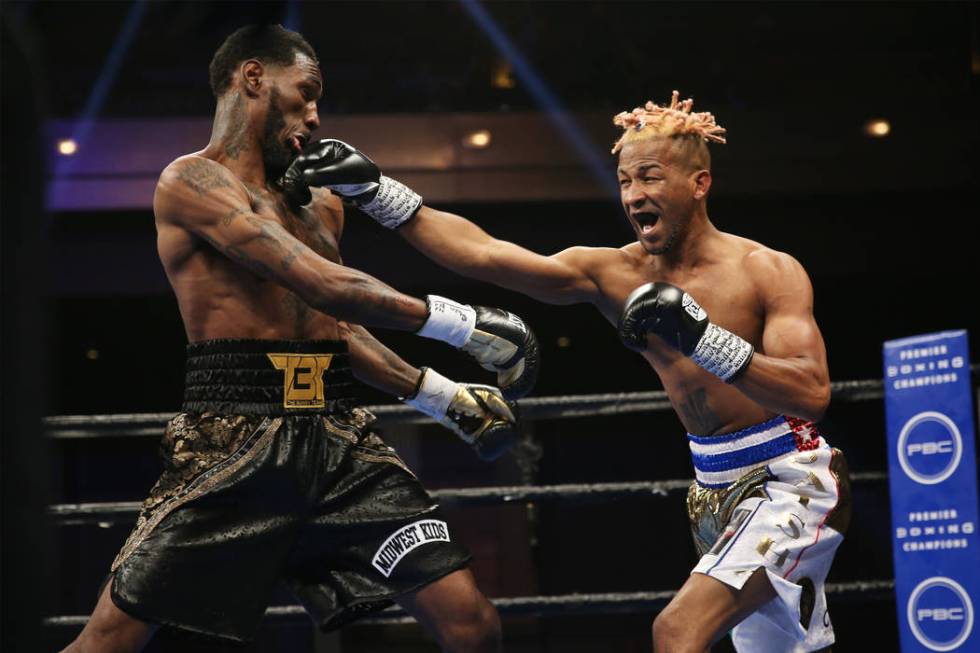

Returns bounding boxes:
[611,91,727,158]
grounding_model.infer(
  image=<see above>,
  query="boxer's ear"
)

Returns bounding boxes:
[240,59,263,98]
[692,169,712,200]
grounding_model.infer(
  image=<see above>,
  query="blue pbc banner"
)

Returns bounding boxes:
[884,330,979,652]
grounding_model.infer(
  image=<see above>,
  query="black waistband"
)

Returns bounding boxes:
[182,338,357,415]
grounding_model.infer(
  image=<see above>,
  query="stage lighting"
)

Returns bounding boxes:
[57,139,78,155]
[864,119,891,138]
[463,129,492,149]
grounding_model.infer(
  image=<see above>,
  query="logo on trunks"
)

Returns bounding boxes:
[681,293,707,321]
[787,417,821,451]
[372,519,450,578]
[708,507,753,557]
[266,354,334,409]
[906,576,974,651]
[897,411,963,485]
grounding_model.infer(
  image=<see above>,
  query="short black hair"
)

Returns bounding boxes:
[209,24,317,98]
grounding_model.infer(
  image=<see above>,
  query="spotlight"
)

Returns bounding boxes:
[462,129,492,149]
[863,119,891,138]
[57,138,78,156]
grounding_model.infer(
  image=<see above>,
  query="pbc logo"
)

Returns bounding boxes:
[908,442,954,456]
[906,576,974,651]
[372,520,450,578]
[267,354,334,409]
[897,411,963,485]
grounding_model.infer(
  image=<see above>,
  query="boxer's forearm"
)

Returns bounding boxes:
[401,206,498,278]
[307,266,428,331]
[341,323,421,397]
[731,354,830,421]
[402,206,593,304]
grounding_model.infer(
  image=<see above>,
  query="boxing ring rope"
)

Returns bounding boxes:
[43,373,902,440]
[45,580,897,628]
[42,367,977,630]
[48,473,890,527]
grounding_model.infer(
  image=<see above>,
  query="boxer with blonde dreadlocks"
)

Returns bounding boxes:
[287,90,851,653]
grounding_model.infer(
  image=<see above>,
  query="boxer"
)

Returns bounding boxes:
[63,24,541,653]
[286,91,852,652]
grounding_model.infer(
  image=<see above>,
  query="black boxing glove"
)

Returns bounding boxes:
[279,139,421,228]
[403,367,520,461]
[278,154,313,208]
[618,282,754,382]
[417,296,539,400]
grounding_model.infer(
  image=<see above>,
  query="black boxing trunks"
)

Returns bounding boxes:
[109,339,471,643]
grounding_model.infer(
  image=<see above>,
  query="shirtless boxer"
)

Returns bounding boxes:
[284,92,852,652]
[62,25,541,653]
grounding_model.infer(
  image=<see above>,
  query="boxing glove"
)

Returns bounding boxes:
[618,282,754,382]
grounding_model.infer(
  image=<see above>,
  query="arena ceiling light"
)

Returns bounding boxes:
[56,139,78,156]
[864,119,891,138]
[462,129,492,149]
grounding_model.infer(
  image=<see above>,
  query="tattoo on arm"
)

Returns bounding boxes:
[342,277,419,319]
[176,159,234,197]
[198,230,276,279]
[242,216,305,270]
[677,388,720,434]
[346,325,420,396]
[221,207,244,226]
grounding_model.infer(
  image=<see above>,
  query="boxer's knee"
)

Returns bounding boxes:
[440,594,501,653]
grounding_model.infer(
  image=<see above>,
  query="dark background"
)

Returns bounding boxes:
[2,1,979,652]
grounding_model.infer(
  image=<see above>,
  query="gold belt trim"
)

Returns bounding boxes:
[687,465,773,557]
[111,416,283,572]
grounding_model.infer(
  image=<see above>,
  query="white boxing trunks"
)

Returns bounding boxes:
[686,416,851,653]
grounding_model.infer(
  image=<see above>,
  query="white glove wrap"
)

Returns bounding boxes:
[417,296,476,348]
[403,368,459,422]
[358,175,422,229]
[691,323,754,382]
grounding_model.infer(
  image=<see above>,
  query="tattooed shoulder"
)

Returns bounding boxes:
[175,158,233,198]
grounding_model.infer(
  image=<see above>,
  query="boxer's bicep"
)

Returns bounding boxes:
[755,253,828,381]
[536,247,604,304]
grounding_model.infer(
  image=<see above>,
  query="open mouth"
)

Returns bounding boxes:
[288,134,309,154]
[632,212,661,235]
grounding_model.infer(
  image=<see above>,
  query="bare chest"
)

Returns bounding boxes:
[595,261,764,347]
[245,184,342,263]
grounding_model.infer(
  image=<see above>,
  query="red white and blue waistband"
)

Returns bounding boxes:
[688,416,825,488]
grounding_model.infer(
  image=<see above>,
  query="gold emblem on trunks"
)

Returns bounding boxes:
[687,466,773,557]
[267,353,334,408]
